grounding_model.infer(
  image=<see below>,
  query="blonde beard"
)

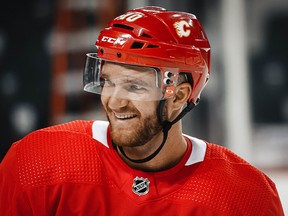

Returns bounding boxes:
[108,113,162,147]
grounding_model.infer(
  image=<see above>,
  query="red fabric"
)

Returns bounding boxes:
[0,120,284,215]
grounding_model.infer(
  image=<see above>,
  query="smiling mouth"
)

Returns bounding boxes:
[114,113,137,120]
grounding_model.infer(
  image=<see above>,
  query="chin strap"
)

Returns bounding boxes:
[116,101,196,164]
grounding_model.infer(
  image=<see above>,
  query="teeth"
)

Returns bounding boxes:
[114,113,136,119]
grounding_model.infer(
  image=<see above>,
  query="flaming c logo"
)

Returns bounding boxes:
[173,20,191,38]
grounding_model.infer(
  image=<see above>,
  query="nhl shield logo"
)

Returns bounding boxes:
[132,177,150,196]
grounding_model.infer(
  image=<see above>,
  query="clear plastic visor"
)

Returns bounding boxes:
[83,53,179,101]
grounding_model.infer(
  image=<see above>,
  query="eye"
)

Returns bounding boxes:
[131,84,144,90]
[125,83,147,93]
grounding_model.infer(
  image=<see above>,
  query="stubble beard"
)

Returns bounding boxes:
[107,111,163,148]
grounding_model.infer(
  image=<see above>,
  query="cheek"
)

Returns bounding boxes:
[101,98,112,116]
[136,101,158,116]
[100,96,108,109]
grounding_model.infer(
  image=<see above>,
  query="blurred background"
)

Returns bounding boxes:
[0,0,287,212]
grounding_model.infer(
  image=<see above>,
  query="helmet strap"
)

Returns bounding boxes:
[116,100,196,164]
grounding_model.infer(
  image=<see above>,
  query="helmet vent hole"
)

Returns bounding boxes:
[131,42,144,49]
[141,33,152,38]
[113,23,134,31]
[147,44,159,48]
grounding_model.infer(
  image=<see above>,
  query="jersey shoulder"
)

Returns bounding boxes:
[5,120,110,189]
[205,142,248,164]
[37,119,94,134]
[204,143,276,189]
[167,141,281,214]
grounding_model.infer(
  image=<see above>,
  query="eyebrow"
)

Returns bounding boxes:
[126,78,150,87]
[102,73,151,86]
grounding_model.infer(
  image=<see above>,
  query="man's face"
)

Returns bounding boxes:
[100,62,163,147]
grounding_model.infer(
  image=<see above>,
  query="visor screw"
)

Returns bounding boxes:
[164,78,172,85]
[117,52,122,58]
[164,71,173,78]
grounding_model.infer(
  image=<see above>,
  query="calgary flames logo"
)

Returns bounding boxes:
[173,20,192,38]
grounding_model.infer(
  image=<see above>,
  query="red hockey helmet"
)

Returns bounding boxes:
[84,6,210,104]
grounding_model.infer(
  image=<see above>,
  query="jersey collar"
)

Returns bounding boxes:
[91,120,207,166]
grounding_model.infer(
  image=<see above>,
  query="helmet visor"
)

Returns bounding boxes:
[83,53,179,101]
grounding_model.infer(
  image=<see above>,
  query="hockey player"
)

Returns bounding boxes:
[0,6,284,215]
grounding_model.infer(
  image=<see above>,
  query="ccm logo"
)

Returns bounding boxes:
[101,36,126,45]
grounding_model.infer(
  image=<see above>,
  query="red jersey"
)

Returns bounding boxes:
[0,120,284,215]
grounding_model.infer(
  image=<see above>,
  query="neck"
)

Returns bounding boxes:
[117,122,187,172]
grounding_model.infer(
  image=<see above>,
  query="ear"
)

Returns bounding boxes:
[172,83,192,110]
